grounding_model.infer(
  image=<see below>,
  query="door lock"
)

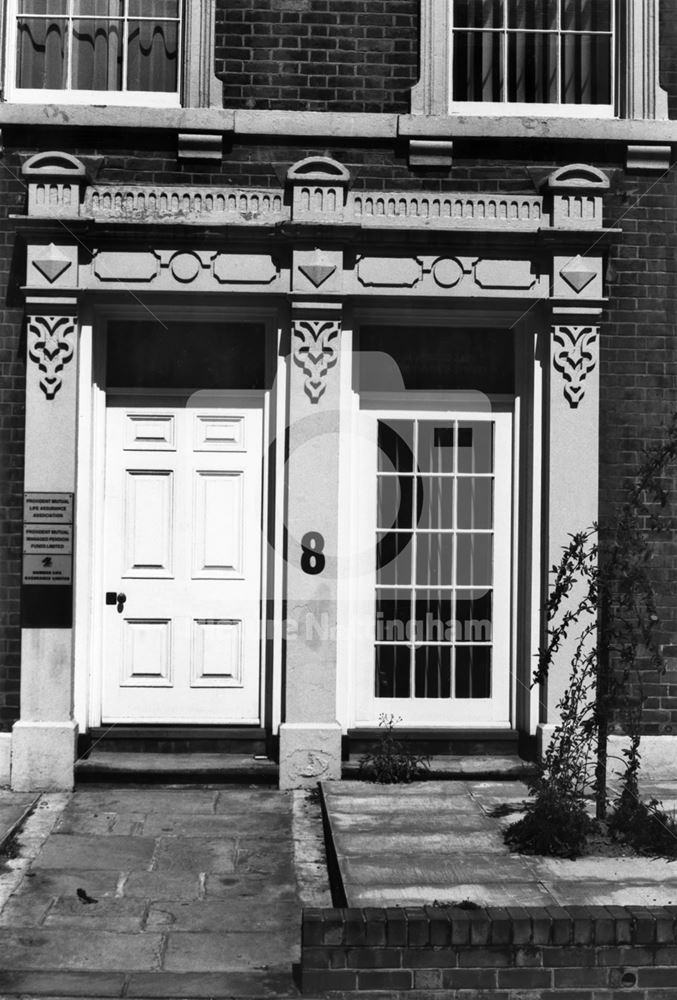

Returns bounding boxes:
[106,591,127,612]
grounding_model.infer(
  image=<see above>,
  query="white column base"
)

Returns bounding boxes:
[10,720,77,792]
[0,733,11,786]
[279,722,342,790]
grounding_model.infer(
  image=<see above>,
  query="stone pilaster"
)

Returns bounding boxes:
[11,294,79,791]
[279,302,344,788]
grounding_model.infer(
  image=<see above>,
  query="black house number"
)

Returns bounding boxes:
[300,531,325,575]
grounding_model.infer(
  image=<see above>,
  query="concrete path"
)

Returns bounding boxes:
[0,784,330,998]
[324,779,677,909]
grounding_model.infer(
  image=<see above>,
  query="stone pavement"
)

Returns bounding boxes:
[324,779,677,909]
[0,783,331,998]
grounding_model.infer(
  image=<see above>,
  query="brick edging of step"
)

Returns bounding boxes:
[301,904,677,994]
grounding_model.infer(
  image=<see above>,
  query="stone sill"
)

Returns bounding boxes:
[0,104,676,145]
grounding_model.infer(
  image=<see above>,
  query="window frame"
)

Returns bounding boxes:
[411,0,668,120]
[2,0,221,108]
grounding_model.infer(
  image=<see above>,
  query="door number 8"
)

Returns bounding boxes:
[300,531,325,575]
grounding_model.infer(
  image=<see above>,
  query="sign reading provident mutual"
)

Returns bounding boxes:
[22,493,74,585]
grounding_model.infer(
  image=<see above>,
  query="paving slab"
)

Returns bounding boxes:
[145,897,301,932]
[0,928,163,970]
[323,778,677,910]
[0,970,127,998]
[33,833,156,870]
[125,970,299,998]
[0,793,39,850]
[163,930,299,972]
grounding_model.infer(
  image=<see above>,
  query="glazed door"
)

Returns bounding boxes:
[354,409,512,727]
[102,398,264,723]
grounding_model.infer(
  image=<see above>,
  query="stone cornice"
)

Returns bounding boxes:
[0,104,676,145]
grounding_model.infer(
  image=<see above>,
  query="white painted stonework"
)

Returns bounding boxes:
[10,153,615,790]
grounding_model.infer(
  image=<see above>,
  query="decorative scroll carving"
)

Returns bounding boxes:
[27,315,76,399]
[292,319,341,403]
[552,326,599,408]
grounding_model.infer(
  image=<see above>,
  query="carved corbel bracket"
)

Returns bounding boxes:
[292,317,342,404]
[26,313,76,400]
[552,325,599,409]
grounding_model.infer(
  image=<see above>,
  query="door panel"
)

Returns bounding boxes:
[354,408,512,727]
[102,400,263,723]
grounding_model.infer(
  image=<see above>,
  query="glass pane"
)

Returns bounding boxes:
[376,590,411,642]
[375,645,411,698]
[377,476,413,531]
[129,0,179,15]
[456,589,492,638]
[454,0,503,29]
[561,0,611,32]
[456,646,491,698]
[508,31,558,102]
[415,646,452,699]
[453,30,503,102]
[417,477,454,530]
[457,477,493,529]
[561,33,611,103]
[508,0,557,29]
[17,18,66,88]
[416,534,454,586]
[377,421,414,474]
[456,534,492,587]
[72,20,123,90]
[19,0,68,12]
[376,532,413,586]
[457,423,493,474]
[127,20,178,92]
[418,422,455,474]
[72,0,123,13]
[414,591,454,641]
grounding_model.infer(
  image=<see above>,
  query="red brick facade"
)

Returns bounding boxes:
[0,1,676,742]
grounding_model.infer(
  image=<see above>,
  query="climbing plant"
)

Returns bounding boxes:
[507,412,677,856]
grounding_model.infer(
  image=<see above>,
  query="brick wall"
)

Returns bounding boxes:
[302,905,677,996]
[214,0,418,112]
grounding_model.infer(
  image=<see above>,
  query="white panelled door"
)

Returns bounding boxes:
[102,398,264,723]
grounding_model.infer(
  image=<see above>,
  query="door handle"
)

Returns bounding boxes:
[106,591,127,613]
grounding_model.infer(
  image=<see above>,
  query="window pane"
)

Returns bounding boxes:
[561,33,611,103]
[377,421,414,474]
[127,20,178,92]
[416,534,454,586]
[418,422,455,474]
[454,0,503,29]
[415,646,452,699]
[375,645,411,698]
[417,477,454,530]
[376,532,412,586]
[455,589,492,633]
[71,0,123,13]
[508,32,557,102]
[508,0,557,29]
[453,30,503,101]
[376,590,411,641]
[457,477,493,530]
[414,590,454,641]
[19,0,68,12]
[457,423,493,474]
[17,18,66,88]
[561,0,611,32]
[455,647,491,698]
[377,476,413,531]
[456,534,492,587]
[72,20,122,90]
[128,0,179,15]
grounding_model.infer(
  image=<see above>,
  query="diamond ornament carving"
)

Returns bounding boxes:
[292,319,341,403]
[32,244,72,284]
[27,315,76,399]
[552,326,599,408]
[559,255,597,294]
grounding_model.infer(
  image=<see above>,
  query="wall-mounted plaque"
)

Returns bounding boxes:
[22,492,74,586]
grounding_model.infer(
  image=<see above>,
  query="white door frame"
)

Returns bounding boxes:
[73,301,284,734]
